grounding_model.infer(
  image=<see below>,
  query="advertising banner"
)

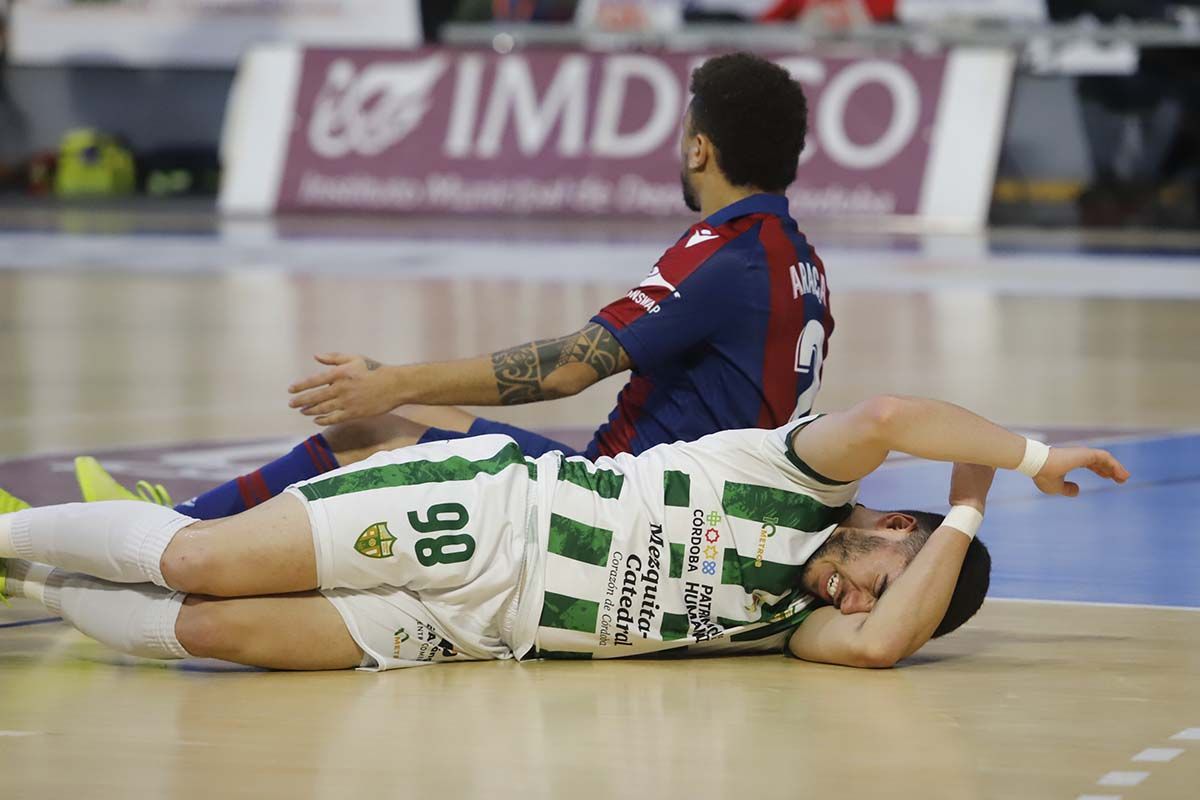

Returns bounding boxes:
[222,46,1014,226]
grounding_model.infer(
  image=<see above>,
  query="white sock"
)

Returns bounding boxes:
[0,512,17,554]
[0,502,193,589]
[3,559,55,606]
[42,570,191,661]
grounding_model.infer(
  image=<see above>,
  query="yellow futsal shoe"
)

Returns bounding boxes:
[0,489,31,604]
[74,456,173,507]
[0,487,31,515]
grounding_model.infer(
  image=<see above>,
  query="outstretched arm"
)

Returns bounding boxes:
[288,322,632,426]
[786,395,1129,668]
[789,395,1128,490]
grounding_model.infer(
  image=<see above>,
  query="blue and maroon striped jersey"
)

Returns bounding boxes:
[585,193,833,460]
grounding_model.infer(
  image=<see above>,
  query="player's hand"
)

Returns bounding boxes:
[1032,447,1130,497]
[948,463,996,513]
[288,353,400,426]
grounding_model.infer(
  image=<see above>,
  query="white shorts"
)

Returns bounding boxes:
[285,434,536,671]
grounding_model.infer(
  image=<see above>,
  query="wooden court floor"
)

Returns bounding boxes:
[1,214,1199,799]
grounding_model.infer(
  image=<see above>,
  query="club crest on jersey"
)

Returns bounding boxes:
[355,521,397,559]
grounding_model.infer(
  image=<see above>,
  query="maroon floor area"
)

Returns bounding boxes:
[0,426,596,508]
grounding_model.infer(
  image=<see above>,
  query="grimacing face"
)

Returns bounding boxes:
[800,520,919,615]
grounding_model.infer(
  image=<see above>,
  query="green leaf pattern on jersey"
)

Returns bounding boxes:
[720,548,803,596]
[547,513,613,567]
[721,481,852,531]
[297,442,526,501]
[717,479,852,606]
[668,542,684,579]
[559,459,625,499]
[539,591,600,634]
[663,470,691,507]
[660,612,690,641]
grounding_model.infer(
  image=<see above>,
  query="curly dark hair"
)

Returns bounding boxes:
[688,52,809,192]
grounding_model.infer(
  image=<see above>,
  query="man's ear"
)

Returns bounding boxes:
[688,133,709,171]
[879,512,918,532]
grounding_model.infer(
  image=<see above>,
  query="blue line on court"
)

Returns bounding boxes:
[0,616,62,629]
[860,432,1200,609]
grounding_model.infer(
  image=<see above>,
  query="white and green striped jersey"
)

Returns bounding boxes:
[524,415,860,660]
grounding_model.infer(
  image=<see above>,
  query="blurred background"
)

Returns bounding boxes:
[0,0,1197,229]
[3,12,1199,800]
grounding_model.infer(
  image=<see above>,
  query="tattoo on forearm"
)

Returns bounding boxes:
[364,358,382,371]
[490,339,563,405]
[491,323,627,406]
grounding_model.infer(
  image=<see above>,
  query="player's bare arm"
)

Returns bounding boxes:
[490,322,630,405]
[288,322,631,425]
[790,395,1127,488]
[786,396,1129,668]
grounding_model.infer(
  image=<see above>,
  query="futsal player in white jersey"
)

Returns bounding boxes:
[0,395,1128,671]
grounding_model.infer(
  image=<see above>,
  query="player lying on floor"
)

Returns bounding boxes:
[0,395,1128,671]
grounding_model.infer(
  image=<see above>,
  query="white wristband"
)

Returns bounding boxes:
[943,505,983,540]
[1016,438,1051,478]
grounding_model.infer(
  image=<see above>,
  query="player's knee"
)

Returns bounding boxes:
[160,527,225,594]
[175,596,240,659]
[324,415,401,451]
[327,415,426,464]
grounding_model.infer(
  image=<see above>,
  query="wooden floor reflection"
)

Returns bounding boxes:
[3,267,1199,456]
[1,600,1198,800]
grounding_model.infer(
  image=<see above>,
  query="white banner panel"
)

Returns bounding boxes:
[9,0,421,67]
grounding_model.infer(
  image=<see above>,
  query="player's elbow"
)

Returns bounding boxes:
[860,646,902,669]
[853,395,905,442]
[851,627,914,668]
[853,639,904,669]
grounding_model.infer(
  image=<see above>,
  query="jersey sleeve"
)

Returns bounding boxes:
[592,245,746,371]
[764,415,861,507]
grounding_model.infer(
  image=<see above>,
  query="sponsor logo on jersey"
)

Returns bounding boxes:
[397,622,460,661]
[625,264,682,315]
[683,508,725,642]
[392,628,411,659]
[685,229,721,248]
[754,516,779,568]
[745,591,765,616]
[599,524,667,647]
[626,287,664,314]
[689,508,721,576]
[598,550,623,647]
[683,581,724,642]
[638,264,679,294]
[355,521,397,559]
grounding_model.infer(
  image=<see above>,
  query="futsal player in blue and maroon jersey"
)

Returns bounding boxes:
[71,53,834,519]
